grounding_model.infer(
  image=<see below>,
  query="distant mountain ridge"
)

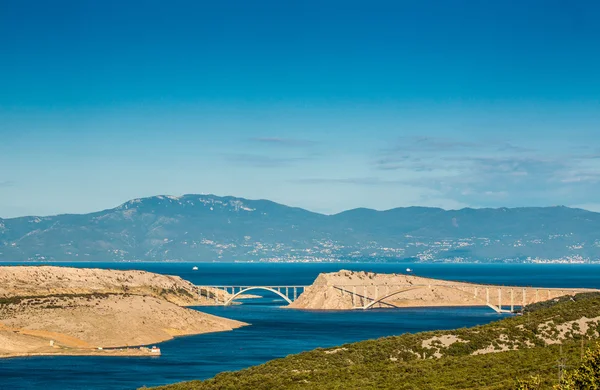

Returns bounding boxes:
[1,194,600,263]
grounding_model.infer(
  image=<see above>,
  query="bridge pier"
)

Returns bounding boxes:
[510,289,514,312]
[498,288,502,312]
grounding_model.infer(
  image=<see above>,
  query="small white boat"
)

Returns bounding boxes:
[406,268,413,273]
[192,266,198,271]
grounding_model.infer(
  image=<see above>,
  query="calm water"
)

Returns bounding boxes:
[1,262,600,390]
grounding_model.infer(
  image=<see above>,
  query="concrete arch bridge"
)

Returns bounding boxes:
[332,284,598,313]
[199,285,307,306]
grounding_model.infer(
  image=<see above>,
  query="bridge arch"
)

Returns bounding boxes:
[224,286,293,306]
[362,286,421,310]
[362,284,493,311]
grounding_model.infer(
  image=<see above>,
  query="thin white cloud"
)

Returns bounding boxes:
[224,153,310,167]
[294,177,406,186]
[249,137,318,148]
[367,135,600,209]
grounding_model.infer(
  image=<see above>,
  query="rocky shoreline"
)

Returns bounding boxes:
[0,266,247,359]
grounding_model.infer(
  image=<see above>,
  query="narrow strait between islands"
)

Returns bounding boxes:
[1,262,600,389]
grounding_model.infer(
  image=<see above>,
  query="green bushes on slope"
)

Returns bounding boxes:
[145,293,600,390]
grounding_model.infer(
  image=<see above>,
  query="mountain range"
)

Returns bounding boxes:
[1,194,600,263]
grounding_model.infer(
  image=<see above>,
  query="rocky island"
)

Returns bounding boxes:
[289,270,598,310]
[0,266,247,359]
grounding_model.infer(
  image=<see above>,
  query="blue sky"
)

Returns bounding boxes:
[1,0,600,217]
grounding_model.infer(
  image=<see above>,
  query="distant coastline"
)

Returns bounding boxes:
[1,258,598,264]
[2,194,600,263]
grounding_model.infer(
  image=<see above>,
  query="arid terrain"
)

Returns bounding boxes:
[289,270,598,310]
[0,266,235,306]
[0,266,246,358]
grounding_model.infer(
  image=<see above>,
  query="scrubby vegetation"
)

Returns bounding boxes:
[523,292,600,314]
[0,292,112,307]
[146,293,600,390]
[558,341,600,389]
[517,341,600,389]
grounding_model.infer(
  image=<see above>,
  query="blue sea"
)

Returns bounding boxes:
[1,262,599,390]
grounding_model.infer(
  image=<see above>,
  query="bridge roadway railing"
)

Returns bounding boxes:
[199,285,308,306]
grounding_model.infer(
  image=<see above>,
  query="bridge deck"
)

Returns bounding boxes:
[199,285,308,306]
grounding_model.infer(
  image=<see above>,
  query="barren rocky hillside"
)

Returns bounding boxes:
[0,266,247,359]
[0,294,244,350]
[290,270,596,310]
[0,266,228,306]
